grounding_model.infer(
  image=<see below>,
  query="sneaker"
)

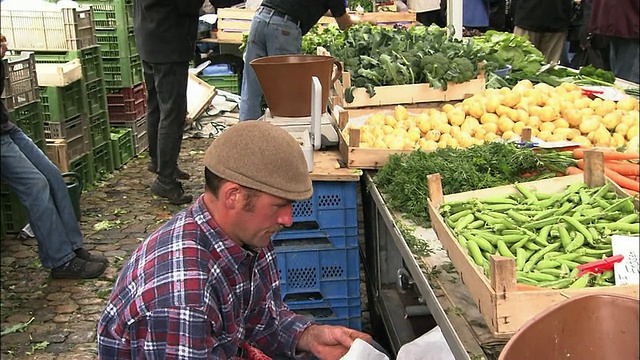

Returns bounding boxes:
[150,179,193,205]
[147,162,190,180]
[51,256,106,279]
[74,248,108,265]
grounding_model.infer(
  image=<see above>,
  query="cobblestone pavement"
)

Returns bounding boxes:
[0,134,371,359]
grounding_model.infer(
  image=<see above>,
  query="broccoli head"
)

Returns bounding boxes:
[421,53,450,88]
[447,57,476,83]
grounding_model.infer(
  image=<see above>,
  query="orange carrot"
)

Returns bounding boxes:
[573,148,640,161]
[605,168,640,192]
[576,159,585,169]
[604,161,640,176]
[565,166,584,175]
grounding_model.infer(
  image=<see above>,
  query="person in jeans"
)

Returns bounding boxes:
[239,0,360,121]
[134,0,204,204]
[0,36,107,279]
[97,121,374,358]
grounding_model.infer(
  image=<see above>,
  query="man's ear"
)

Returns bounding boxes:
[221,182,241,209]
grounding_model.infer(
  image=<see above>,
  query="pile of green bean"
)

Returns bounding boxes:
[440,182,639,289]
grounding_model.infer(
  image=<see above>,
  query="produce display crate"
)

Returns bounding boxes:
[96,29,137,58]
[74,0,134,30]
[215,8,334,42]
[1,7,97,52]
[35,59,82,87]
[1,52,39,111]
[330,105,444,169]
[102,54,143,89]
[186,73,217,126]
[272,181,358,248]
[69,152,96,186]
[110,128,134,169]
[92,140,115,180]
[199,73,240,94]
[106,82,147,121]
[8,101,46,148]
[46,138,89,172]
[426,172,639,337]
[87,110,112,147]
[276,244,361,330]
[359,11,417,27]
[0,189,28,235]
[83,78,109,116]
[35,45,104,83]
[39,80,86,122]
[332,69,485,109]
[110,116,148,155]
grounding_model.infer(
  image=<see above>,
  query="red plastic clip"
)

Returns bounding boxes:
[581,88,604,97]
[576,254,624,277]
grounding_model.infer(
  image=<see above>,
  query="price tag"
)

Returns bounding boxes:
[611,235,640,285]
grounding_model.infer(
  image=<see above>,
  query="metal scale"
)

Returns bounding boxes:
[260,76,339,172]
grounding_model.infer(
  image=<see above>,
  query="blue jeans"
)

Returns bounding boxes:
[0,127,82,269]
[239,8,302,121]
[609,37,640,84]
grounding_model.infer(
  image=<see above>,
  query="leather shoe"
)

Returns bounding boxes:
[147,162,190,180]
[74,248,108,264]
[150,180,193,205]
[51,256,106,279]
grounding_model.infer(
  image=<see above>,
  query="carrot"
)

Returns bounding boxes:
[604,161,640,176]
[605,168,640,192]
[565,166,583,175]
[576,159,585,170]
[573,148,640,161]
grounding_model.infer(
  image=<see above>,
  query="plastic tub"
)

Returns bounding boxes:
[499,293,639,360]
[493,64,512,78]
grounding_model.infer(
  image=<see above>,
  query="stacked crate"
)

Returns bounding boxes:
[273,181,362,330]
[73,0,149,157]
[0,52,46,234]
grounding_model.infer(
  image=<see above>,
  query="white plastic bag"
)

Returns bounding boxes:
[340,338,389,360]
[396,326,455,360]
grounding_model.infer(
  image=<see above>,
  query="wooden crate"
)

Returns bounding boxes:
[186,73,216,126]
[216,8,335,42]
[426,168,639,337]
[333,70,485,109]
[36,59,82,87]
[359,11,417,27]
[330,104,445,169]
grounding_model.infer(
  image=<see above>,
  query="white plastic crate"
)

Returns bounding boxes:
[1,7,96,51]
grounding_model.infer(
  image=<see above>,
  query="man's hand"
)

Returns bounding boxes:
[296,324,373,360]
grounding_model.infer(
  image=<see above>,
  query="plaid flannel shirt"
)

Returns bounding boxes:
[97,195,313,359]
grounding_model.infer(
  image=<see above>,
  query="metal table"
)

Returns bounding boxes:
[360,172,506,360]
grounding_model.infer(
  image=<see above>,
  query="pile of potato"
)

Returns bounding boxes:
[343,80,640,153]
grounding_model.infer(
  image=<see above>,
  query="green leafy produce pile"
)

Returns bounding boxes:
[473,30,545,76]
[328,23,486,100]
[348,0,374,12]
[374,141,577,227]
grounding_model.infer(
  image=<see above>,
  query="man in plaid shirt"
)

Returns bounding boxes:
[97,121,372,359]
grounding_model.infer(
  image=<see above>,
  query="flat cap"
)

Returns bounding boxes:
[204,121,312,201]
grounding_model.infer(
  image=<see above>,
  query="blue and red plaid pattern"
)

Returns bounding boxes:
[97,195,313,359]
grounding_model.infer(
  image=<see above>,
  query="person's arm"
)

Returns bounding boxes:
[334,12,361,30]
[296,324,374,359]
[177,0,206,15]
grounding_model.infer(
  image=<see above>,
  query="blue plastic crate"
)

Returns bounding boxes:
[287,297,362,331]
[276,246,360,305]
[273,227,358,249]
[273,181,358,247]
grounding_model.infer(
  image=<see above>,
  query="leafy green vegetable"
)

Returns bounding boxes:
[374,142,576,227]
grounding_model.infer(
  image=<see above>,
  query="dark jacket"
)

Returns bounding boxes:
[134,0,204,63]
[513,0,572,33]
[589,0,640,39]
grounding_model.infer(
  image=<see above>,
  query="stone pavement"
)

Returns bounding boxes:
[0,133,371,359]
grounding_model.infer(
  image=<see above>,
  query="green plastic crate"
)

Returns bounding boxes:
[39,81,85,122]
[96,29,137,58]
[199,74,240,94]
[0,188,28,234]
[8,101,46,148]
[102,54,144,89]
[69,152,96,186]
[83,78,109,116]
[35,46,104,83]
[88,110,112,147]
[92,140,115,180]
[75,0,134,30]
[110,128,134,168]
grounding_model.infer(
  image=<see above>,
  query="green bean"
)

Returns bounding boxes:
[465,232,495,253]
[517,276,539,286]
[596,222,640,233]
[523,216,559,229]
[524,242,562,272]
[560,216,594,244]
[535,259,562,270]
[603,197,633,214]
[532,208,557,221]
[481,196,519,205]
[618,213,639,224]
[557,224,571,251]
[497,240,515,258]
[516,248,527,271]
[565,232,585,253]
[467,220,485,229]
[568,275,591,288]
[553,202,574,216]
[517,271,557,282]
[538,278,574,289]
[534,225,552,247]
[591,183,611,199]
[515,183,538,203]
[466,239,485,266]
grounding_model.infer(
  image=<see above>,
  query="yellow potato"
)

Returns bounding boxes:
[394,105,409,121]
[447,109,466,126]
[502,130,518,140]
[540,122,556,133]
[553,118,570,129]
[579,116,601,134]
[513,121,527,135]
[498,115,515,133]
[572,135,593,148]
[601,111,622,131]
[616,96,638,111]
[562,108,582,127]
